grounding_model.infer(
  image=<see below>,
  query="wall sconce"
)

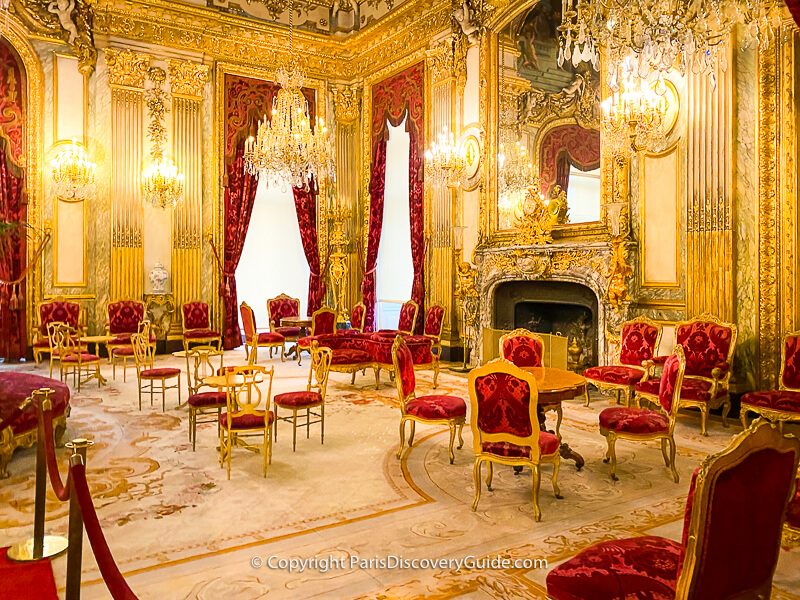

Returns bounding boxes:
[50,139,96,202]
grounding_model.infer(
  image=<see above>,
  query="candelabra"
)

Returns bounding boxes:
[50,139,96,202]
[601,75,667,157]
[424,126,467,189]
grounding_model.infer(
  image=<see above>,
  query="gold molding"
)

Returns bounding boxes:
[52,52,86,145]
[781,29,798,336]
[167,59,210,100]
[332,85,361,125]
[52,198,88,288]
[104,48,150,89]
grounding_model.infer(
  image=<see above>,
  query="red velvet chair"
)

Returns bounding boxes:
[392,335,466,464]
[184,345,226,451]
[584,316,662,407]
[181,301,221,350]
[350,302,366,333]
[421,304,446,354]
[379,300,419,336]
[106,300,154,360]
[273,341,333,451]
[633,314,737,435]
[33,297,84,365]
[546,420,800,600]
[468,358,562,521]
[297,306,337,365]
[600,345,685,483]
[267,293,301,358]
[240,302,285,363]
[740,330,800,431]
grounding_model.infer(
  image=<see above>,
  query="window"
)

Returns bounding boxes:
[375,118,413,330]
[236,180,309,330]
[566,167,601,223]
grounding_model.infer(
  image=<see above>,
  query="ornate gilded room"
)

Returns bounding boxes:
[2,0,800,598]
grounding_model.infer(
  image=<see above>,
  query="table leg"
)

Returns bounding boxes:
[537,405,584,471]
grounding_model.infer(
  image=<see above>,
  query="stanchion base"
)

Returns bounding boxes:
[7,535,68,562]
[449,366,473,373]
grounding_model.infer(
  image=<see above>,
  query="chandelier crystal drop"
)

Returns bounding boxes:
[142,157,185,210]
[243,0,333,190]
[50,139,96,202]
[558,0,783,88]
[498,131,536,196]
[601,74,668,157]
[424,126,467,188]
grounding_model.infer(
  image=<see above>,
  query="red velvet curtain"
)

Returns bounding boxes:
[0,40,27,362]
[555,153,571,193]
[364,63,425,332]
[786,0,800,29]
[539,125,600,197]
[293,184,326,315]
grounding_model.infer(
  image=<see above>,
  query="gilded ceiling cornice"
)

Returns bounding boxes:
[92,0,454,79]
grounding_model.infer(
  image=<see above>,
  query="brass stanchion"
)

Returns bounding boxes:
[65,438,93,600]
[7,389,69,562]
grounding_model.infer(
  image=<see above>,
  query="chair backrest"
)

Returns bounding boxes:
[308,340,333,400]
[468,358,540,458]
[39,299,81,334]
[350,302,366,332]
[674,314,737,379]
[131,323,155,375]
[618,316,662,367]
[240,302,257,342]
[780,330,800,391]
[224,364,274,424]
[675,421,800,599]
[658,345,686,419]
[185,345,224,396]
[499,328,545,368]
[397,300,419,335]
[311,307,337,336]
[47,322,78,358]
[423,304,446,339]
[108,300,146,335]
[267,294,300,330]
[391,335,417,407]
[182,301,210,331]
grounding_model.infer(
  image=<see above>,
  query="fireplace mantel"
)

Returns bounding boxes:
[472,241,638,365]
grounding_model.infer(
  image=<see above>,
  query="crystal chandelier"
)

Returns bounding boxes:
[558,0,783,88]
[50,139,96,202]
[244,0,333,190]
[424,126,467,188]
[498,130,536,196]
[142,66,184,209]
[601,74,668,157]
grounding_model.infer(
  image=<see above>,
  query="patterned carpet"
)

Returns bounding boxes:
[1,352,798,600]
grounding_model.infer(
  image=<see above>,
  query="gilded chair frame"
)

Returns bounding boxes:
[674,420,800,598]
[131,324,181,411]
[468,358,562,521]
[240,301,285,363]
[220,364,275,479]
[49,322,102,392]
[740,329,800,431]
[398,299,419,336]
[602,345,686,483]
[184,345,225,451]
[297,306,337,366]
[635,313,737,436]
[392,335,465,464]
[181,301,222,351]
[350,302,366,332]
[111,319,149,382]
[584,316,663,407]
[105,300,151,359]
[274,341,333,451]
[33,297,86,365]
[423,303,447,355]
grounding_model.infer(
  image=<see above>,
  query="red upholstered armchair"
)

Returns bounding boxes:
[392,335,466,464]
[499,328,545,367]
[546,420,800,600]
[379,300,419,336]
[422,304,446,353]
[33,297,85,365]
[741,330,800,431]
[240,301,285,363]
[181,301,221,350]
[106,300,153,358]
[634,314,737,436]
[350,302,366,333]
[584,316,662,407]
[468,358,562,521]
[600,345,685,482]
[297,306,337,365]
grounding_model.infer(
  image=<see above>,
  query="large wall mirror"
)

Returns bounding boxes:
[496,0,602,233]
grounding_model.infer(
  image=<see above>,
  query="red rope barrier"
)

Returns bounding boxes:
[71,463,138,600]
[41,409,70,502]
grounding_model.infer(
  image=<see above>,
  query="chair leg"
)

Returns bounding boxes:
[306,408,310,439]
[471,458,483,511]
[661,437,670,467]
[485,461,493,490]
[262,428,268,478]
[603,435,618,481]
[700,405,709,436]
[531,465,542,522]
[433,362,439,389]
[162,379,166,412]
[447,423,456,464]
[397,417,407,459]
[456,422,464,449]
[740,408,749,430]
[668,436,679,483]
[320,404,325,445]
[584,386,591,407]
[374,367,381,389]
[408,421,416,446]
[721,400,731,428]
[280,343,285,362]
[551,456,562,498]
[226,431,232,480]
[555,406,563,440]
[292,410,297,452]
[614,389,621,404]
[351,371,356,385]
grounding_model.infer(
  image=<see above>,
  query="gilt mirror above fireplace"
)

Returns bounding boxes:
[495,0,605,237]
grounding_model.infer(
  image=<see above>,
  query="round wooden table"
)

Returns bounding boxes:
[522,366,586,470]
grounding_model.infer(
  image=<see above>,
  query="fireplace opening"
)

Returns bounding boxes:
[493,280,598,369]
